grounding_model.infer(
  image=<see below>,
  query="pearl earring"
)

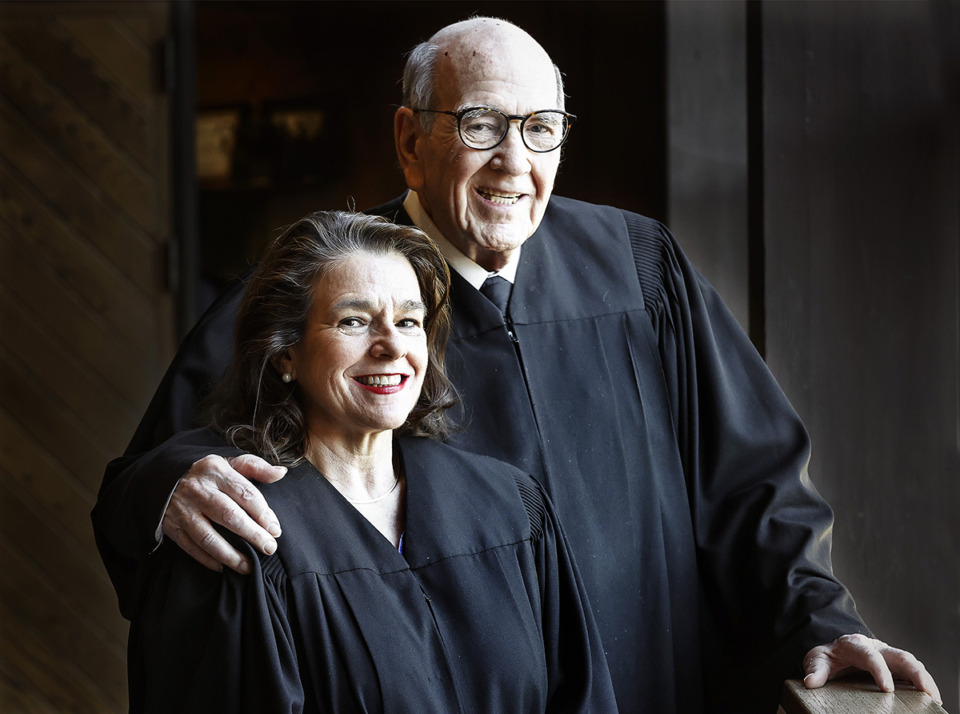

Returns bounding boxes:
[281,372,293,383]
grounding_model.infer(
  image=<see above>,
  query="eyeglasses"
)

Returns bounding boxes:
[412,106,576,153]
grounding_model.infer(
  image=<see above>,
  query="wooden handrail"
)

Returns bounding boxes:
[780,677,949,713]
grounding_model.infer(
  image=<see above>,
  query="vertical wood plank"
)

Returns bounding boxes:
[666,0,750,332]
[0,4,171,711]
[761,3,960,711]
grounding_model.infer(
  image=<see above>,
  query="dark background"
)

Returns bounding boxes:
[0,1,957,711]
[191,1,668,312]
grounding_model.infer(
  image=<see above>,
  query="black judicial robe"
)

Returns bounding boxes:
[127,433,616,713]
[94,195,869,713]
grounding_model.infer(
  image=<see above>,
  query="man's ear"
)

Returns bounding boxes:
[394,107,425,192]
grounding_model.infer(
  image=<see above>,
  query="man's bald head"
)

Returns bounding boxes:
[402,17,565,125]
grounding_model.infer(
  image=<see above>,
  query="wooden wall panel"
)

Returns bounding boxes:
[2,19,151,167]
[662,1,958,708]
[0,159,155,356]
[0,2,173,712]
[665,0,750,333]
[0,39,156,236]
[0,226,147,405]
[760,2,960,711]
[0,657,58,714]
[0,475,124,640]
[0,406,102,541]
[0,348,114,493]
[0,291,139,447]
[0,599,112,714]
[0,112,157,316]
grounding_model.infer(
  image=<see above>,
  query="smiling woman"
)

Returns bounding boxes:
[279,252,430,457]
[211,211,457,468]
[125,210,616,713]
[277,250,431,545]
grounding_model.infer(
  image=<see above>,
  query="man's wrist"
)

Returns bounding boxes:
[152,477,182,548]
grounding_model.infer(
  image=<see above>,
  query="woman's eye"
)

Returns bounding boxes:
[397,318,422,329]
[339,317,365,328]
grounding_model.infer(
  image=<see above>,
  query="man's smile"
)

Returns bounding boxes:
[476,187,523,205]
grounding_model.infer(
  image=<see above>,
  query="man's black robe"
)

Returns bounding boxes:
[94,195,869,713]
[128,433,615,713]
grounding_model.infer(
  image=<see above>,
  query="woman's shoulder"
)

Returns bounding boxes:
[250,460,401,575]
[398,437,531,488]
[398,437,548,543]
[252,459,346,526]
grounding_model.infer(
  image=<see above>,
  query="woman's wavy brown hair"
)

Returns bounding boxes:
[209,211,458,465]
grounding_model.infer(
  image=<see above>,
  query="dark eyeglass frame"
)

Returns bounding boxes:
[411,106,577,153]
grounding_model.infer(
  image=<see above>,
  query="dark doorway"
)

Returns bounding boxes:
[188,1,667,323]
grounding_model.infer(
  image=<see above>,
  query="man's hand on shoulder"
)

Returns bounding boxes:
[803,633,942,705]
[162,454,286,574]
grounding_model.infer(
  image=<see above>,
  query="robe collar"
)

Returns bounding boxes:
[402,191,521,288]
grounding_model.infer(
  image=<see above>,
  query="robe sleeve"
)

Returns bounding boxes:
[626,213,870,707]
[129,534,303,714]
[92,428,245,618]
[516,475,618,713]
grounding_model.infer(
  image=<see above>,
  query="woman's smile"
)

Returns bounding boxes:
[353,373,409,392]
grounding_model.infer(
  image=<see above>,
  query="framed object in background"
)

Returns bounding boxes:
[195,107,242,184]
[261,99,336,187]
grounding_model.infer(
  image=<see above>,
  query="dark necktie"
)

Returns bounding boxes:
[480,275,512,316]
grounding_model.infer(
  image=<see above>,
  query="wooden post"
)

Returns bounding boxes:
[780,678,949,714]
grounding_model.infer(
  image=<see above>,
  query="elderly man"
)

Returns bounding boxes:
[94,17,940,713]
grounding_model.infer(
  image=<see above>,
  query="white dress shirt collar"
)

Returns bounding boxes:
[403,191,521,290]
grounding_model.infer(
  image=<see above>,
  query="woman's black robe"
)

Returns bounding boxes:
[127,433,615,713]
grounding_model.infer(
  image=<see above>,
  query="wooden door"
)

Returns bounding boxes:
[0,2,173,711]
